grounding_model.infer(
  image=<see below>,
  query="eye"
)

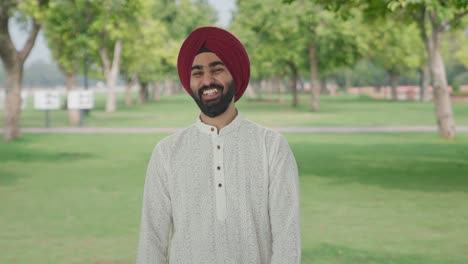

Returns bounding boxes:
[212,68,224,74]
[191,71,202,77]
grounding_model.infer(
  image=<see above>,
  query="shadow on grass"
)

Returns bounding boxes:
[0,168,23,186]
[302,243,464,264]
[0,138,95,185]
[292,139,468,193]
[0,146,94,163]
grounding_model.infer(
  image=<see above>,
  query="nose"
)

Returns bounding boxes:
[201,71,214,86]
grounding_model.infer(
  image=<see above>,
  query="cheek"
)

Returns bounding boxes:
[190,79,198,91]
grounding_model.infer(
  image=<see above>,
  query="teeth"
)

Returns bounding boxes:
[203,88,218,95]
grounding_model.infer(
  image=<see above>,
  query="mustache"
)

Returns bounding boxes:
[198,83,224,97]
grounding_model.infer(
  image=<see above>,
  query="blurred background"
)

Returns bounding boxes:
[1,0,468,263]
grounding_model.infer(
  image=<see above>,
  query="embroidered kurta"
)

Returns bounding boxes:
[136,113,301,264]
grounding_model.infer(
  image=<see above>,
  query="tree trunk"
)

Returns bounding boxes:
[254,81,262,100]
[288,62,298,107]
[428,14,456,139]
[267,79,274,100]
[309,41,320,111]
[260,79,267,100]
[99,39,122,113]
[124,74,133,107]
[64,72,80,126]
[418,9,456,138]
[152,82,160,102]
[164,79,175,96]
[418,65,430,101]
[139,82,149,104]
[245,84,257,98]
[320,78,327,95]
[125,74,138,107]
[389,70,399,101]
[430,30,456,138]
[344,68,351,91]
[279,77,286,103]
[3,64,23,140]
[329,78,338,96]
[0,12,41,140]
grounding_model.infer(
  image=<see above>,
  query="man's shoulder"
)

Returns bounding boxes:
[152,125,197,152]
[241,118,285,142]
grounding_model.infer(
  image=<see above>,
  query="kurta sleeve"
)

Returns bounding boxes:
[268,135,301,264]
[137,144,172,264]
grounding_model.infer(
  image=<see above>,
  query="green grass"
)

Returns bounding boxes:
[6,93,468,128]
[1,133,467,263]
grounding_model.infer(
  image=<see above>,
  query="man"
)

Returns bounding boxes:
[137,26,301,264]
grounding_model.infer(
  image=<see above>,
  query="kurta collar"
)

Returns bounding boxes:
[196,111,244,136]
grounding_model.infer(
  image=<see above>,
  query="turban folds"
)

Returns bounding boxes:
[177,27,250,102]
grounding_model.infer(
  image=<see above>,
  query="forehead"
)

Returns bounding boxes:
[192,52,224,67]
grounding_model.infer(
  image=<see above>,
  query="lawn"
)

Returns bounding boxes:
[5,92,468,128]
[1,133,467,263]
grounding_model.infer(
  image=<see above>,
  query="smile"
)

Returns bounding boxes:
[203,88,219,95]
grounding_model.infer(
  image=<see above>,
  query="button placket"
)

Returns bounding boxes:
[213,135,226,221]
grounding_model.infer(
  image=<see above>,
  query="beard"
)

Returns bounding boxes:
[192,80,235,118]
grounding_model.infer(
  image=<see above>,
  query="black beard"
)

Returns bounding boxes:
[193,81,235,118]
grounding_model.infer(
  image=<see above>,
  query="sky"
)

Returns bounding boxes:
[9,0,235,66]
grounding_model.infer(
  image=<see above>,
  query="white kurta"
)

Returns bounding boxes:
[137,113,301,264]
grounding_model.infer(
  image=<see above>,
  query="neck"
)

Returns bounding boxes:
[200,103,237,132]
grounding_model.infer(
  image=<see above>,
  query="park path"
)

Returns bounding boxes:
[3,126,468,134]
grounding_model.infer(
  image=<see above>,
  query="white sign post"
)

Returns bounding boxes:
[68,90,94,126]
[21,91,28,109]
[34,90,62,127]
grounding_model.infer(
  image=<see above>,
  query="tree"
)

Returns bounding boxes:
[233,0,365,110]
[366,19,423,100]
[451,23,468,69]
[232,0,307,106]
[296,3,364,110]
[0,0,49,140]
[85,0,142,112]
[120,0,189,105]
[44,0,90,125]
[302,0,467,138]
[389,0,468,138]
[233,0,311,106]
[155,0,217,96]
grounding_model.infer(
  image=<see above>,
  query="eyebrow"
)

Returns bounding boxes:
[209,61,225,68]
[191,61,225,71]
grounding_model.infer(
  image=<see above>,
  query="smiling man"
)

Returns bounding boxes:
[136,27,301,264]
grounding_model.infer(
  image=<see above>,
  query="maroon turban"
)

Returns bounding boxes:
[177,27,250,102]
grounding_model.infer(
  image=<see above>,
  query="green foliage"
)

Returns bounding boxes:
[44,0,89,74]
[452,24,468,68]
[348,59,388,86]
[388,0,468,27]
[121,0,217,82]
[452,71,468,89]
[366,19,424,77]
[44,0,144,80]
[87,0,143,68]
[310,8,367,75]
[231,0,306,79]
[16,0,50,23]
[162,0,217,40]
[232,0,366,80]
[120,0,171,82]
